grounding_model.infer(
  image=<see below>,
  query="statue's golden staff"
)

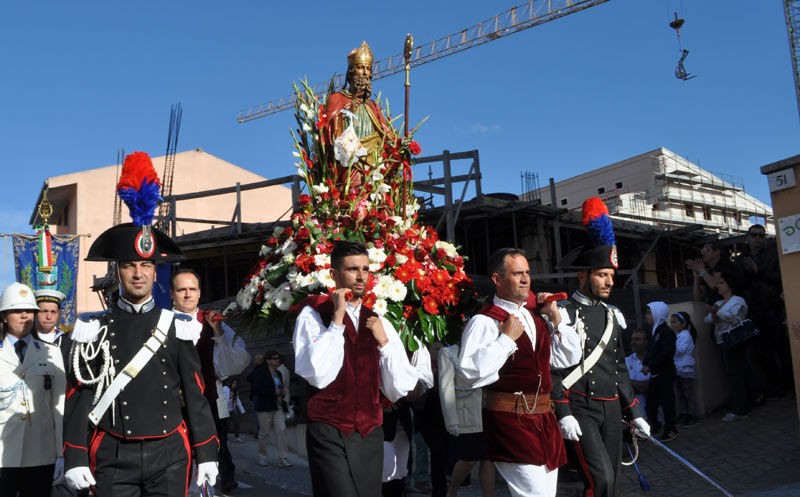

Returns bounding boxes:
[402,33,413,219]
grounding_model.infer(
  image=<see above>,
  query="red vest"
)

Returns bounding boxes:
[305,301,383,437]
[478,304,566,470]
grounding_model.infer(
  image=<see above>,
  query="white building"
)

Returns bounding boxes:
[528,147,773,235]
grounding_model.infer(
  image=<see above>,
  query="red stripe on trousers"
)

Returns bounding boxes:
[572,439,595,497]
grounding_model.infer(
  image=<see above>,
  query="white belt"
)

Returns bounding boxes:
[88,310,174,425]
[563,307,614,390]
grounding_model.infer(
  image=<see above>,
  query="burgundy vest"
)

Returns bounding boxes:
[305,301,383,437]
[195,312,217,404]
[477,303,566,470]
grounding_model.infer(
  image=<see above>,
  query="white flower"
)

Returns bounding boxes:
[395,253,409,265]
[259,245,272,257]
[302,273,320,290]
[369,193,382,203]
[369,262,382,272]
[372,298,388,316]
[292,151,301,158]
[367,246,387,264]
[376,183,391,194]
[333,124,367,166]
[273,226,284,238]
[280,239,297,255]
[296,166,307,179]
[373,274,394,299]
[283,253,295,264]
[370,169,384,182]
[315,268,336,288]
[312,183,329,195]
[224,302,239,314]
[435,240,458,258]
[302,122,312,132]
[314,253,331,267]
[299,103,310,115]
[388,281,408,302]
[274,290,293,311]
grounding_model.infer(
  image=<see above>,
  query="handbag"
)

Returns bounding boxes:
[720,319,759,350]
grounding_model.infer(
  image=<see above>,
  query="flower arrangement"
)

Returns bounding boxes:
[231,80,477,349]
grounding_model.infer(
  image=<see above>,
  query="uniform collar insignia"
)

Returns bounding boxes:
[117,297,156,314]
[572,291,603,307]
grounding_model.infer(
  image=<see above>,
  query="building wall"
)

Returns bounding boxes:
[533,147,773,235]
[42,149,293,313]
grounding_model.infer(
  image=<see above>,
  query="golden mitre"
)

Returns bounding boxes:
[348,41,373,67]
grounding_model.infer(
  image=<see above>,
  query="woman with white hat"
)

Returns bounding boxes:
[0,282,66,496]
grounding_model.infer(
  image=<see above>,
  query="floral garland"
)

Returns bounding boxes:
[231,79,477,349]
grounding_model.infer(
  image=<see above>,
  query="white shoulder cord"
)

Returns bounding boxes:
[72,324,117,423]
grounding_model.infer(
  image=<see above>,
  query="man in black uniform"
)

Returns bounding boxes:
[63,152,219,496]
[550,197,650,497]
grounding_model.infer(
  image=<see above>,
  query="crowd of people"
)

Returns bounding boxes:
[0,206,791,497]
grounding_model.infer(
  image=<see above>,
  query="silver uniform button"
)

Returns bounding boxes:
[162,430,167,435]
[161,358,166,363]
[115,359,120,364]
[111,345,117,350]
[124,415,130,420]
[110,332,115,337]
[122,401,127,406]
[126,430,131,435]
[163,415,168,420]
[162,371,167,376]
[163,400,168,405]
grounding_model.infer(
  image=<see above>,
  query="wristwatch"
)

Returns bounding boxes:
[698,271,705,277]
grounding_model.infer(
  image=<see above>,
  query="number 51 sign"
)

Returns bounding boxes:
[779,213,800,254]
[769,169,796,192]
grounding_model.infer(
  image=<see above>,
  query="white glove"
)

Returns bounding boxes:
[196,461,219,487]
[446,424,459,437]
[286,404,295,420]
[65,467,96,490]
[52,457,65,483]
[558,415,583,441]
[631,417,650,438]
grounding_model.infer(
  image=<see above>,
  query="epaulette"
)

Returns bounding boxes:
[174,312,201,342]
[71,309,113,343]
[604,304,627,329]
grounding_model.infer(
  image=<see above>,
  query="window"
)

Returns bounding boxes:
[560,198,568,206]
[597,187,605,194]
[615,181,623,189]
[703,206,711,221]
[684,203,695,218]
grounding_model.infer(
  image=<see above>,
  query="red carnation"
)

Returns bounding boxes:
[422,296,439,315]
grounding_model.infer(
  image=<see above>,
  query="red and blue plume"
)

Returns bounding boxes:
[581,197,615,247]
[116,152,162,226]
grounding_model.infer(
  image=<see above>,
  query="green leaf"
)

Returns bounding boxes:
[418,308,434,343]
[266,264,290,287]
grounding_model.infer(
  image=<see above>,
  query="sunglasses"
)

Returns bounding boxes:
[268,356,280,360]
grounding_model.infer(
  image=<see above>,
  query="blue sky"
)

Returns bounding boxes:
[1,0,798,280]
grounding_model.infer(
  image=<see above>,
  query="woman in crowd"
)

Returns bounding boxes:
[253,349,293,468]
[705,272,762,422]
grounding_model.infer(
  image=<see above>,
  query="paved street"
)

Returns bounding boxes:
[215,394,799,497]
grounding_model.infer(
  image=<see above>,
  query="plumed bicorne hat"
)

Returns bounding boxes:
[86,152,184,263]
[556,197,619,271]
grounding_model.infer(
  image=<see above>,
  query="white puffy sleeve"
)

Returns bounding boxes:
[212,323,252,378]
[292,306,346,389]
[378,317,420,402]
[457,315,517,388]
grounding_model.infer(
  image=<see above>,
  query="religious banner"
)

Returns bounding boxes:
[12,231,80,330]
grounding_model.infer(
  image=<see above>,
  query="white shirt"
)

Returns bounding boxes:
[292,301,419,403]
[673,329,696,372]
[625,353,649,382]
[458,295,582,389]
[705,296,748,344]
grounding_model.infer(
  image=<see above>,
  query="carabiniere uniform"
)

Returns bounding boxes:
[63,219,219,495]
[550,197,644,497]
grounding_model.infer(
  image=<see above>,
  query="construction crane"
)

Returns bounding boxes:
[784,0,800,122]
[112,148,125,226]
[236,0,612,123]
[155,103,182,235]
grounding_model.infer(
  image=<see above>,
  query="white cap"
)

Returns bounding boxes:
[35,289,67,306]
[0,283,40,312]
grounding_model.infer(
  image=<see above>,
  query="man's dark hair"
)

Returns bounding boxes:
[170,268,202,290]
[331,241,368,270]
[748,224,766,234]
[720,270,746,296]
[487,248,526,277]
[631,328,649,338]
[264,349,281,362]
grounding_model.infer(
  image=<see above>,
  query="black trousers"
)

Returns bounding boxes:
[211,402,235,486]
[0,464,54,497]
[307,421,383,497]
[645,371,677,430]
[568,395,623,497]
[91,427,191,497]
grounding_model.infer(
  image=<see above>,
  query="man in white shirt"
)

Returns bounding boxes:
[293,241,419,497]
[458,248,582,497]
[625,329,650,415]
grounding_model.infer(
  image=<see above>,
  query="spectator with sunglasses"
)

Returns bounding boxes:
[734,224,792,398]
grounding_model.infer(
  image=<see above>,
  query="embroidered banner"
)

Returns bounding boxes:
[12,233,81,331]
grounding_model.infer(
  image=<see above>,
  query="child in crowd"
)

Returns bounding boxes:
[670,311,698,427]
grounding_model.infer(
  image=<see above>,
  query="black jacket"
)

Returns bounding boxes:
[643,323,676,376]
[250,363,280,412]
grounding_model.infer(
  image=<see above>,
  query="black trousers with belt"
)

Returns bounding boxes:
[306,421,383,497]
[90,427,191,497]
[567,395,624,497]
[0,464,55,497]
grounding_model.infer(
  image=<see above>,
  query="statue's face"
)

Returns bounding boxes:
[351,62,372,81]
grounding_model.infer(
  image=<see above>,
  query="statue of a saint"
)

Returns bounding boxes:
[323,41,393,188]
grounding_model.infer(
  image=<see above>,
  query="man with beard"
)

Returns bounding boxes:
[293,241,419,497]
[323,41,393,187]
[551,198,649,497]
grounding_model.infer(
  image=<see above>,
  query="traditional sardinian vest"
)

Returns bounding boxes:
[477,303,565,470]
[195,311,217,405]
[305,300,382,437]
